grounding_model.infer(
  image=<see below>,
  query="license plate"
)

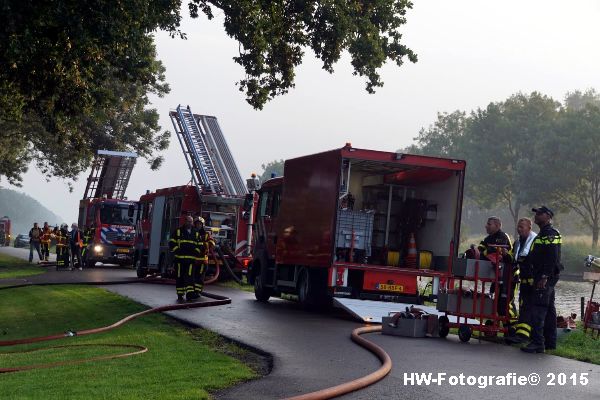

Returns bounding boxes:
[116,248,130,254]
[376,283,404,292]
[116,254,127,259]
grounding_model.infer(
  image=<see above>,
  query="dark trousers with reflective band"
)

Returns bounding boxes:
[513,283,533,339]
[530,285,557,348]
[56,246,69,268]
[70,245,82,268]
[175,260,195,297]
[193,261,206,294]
[41,242,50,260]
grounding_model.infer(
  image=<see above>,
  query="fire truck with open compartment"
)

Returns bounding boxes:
[248,144,466,308]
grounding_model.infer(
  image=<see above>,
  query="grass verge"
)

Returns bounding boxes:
[547,323,600,365]
[217,276,254,293]
[0,253,46,279]
[0,285,258,399]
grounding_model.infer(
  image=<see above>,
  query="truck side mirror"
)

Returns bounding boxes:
[243,194,254,212]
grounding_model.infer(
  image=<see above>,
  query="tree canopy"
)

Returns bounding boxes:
[409,90,600,247]
[1,0,417,185]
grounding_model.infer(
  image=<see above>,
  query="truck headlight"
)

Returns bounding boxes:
[94,245,103,253]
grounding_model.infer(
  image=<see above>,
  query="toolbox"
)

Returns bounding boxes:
[381,316,430,338]
[452,258,498,279]
[437,292,494,315]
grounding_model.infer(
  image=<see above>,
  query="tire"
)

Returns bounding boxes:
[253,263,272,302]
[438,316,450,338]
[297,268,312,306]
[458,324,472,342]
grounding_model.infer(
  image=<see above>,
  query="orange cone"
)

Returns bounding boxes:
[406,233,418,268]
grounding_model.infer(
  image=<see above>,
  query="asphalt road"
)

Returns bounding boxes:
[2,246,599,399]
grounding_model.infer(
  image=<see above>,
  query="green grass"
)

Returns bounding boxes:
[561,240,595,275]
[548,323,600,365]
[217,276,254,293]
[0,253,46,279]
[0,285,257,399]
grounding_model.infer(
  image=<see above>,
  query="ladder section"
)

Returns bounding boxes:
[83,150,137,199]
[170,105,223,195]
[196,115,248,196]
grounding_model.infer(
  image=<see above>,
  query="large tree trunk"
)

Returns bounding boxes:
[592,224,599,250]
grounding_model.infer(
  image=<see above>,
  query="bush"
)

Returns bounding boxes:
[561,240,595,275]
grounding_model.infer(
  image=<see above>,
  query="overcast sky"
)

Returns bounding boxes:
[6,0,600,223]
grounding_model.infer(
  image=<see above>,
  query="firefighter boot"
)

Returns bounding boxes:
[177,295,185,304]
[504,334,528,345]
[520,342,545,353]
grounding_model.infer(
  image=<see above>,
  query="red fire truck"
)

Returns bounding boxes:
[133,105,253,278]
[78,150,138,267]
[133,185,251,278]
[248,144,466,307]
[0,216,11,246]
[78,197,138,267]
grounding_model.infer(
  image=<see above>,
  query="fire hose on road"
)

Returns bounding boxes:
[0,277,392,400]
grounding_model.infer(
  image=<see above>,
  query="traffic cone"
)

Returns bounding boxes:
[406,233,418,268]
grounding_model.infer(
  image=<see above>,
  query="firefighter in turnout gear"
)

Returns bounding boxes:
[55,224,70,269]
[40,222,52,261]
[82,225,95,266]
[169,216,202,302]
[522,206,563,353]
[193,216,216,296]
[477,217,517,329]
[505,217,537,344]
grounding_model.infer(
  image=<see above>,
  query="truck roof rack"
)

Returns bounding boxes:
[83,150,138,200]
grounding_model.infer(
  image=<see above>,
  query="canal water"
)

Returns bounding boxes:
[555,279,596,316]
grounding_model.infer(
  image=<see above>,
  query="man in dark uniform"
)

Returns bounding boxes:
[522,206,563,353]
[169,216,202,302]
[477,217,516,325]
[505,217,537,344]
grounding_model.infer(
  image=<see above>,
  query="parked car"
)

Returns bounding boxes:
[13,234,30,248]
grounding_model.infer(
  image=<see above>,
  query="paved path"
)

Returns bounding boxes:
[2,247,599,399]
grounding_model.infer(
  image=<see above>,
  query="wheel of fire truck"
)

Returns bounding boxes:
[134,251,148,278]
[253,262,273,303]
[297,267,330,309]
[438,316,450,338]
[458,324,472,342]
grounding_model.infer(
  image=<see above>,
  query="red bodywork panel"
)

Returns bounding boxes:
[0,217,11,246]
[275,150,341,267]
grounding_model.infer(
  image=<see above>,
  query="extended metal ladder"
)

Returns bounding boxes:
[83,150,138,199]
[170,105,223,195]
[169,105,247,197]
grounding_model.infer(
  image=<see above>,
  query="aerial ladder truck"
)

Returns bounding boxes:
[78,150,138,267]
[133,105,253,279]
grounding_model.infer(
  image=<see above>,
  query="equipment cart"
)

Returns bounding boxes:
[437,245,514,342]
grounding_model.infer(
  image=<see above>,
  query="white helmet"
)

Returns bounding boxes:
[60,223,68,229]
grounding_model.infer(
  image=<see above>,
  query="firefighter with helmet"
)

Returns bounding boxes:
[169,215,202,302]
[193,216,215,296]
[56,224,70,269]
[40,222,52,262]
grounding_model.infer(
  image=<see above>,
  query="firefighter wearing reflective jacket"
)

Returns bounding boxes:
[505,218,537,344]
[521,206,563,353]
[82,225,95,265]
[40,222,52,262]
[193,217,215,296]
[169,216,202,302]
[478,217,516,326]
[55,224,70,269]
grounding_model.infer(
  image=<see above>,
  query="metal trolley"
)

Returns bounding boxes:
[437,245,514,342]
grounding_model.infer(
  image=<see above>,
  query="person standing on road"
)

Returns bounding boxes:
[193,216,215,297]
[505,217,537,344]
[56,224,70,269]
[28,222,43,263]
[169,216,202,302]
[521,206,563,353]
[69,223,84,270]
[40,222,52,262]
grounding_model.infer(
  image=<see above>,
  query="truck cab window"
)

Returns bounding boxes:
[271,191,281,217]
[259,192,270,217]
